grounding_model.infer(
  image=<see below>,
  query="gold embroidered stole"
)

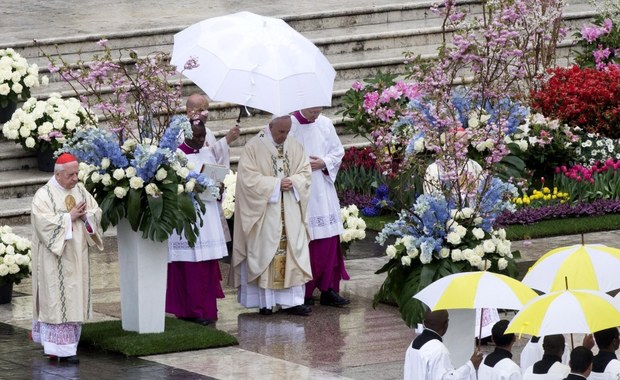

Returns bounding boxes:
[270,143,290,289]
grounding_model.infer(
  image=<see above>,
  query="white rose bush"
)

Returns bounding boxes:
[0,225,33,287]
[0,48,45,108]
[339,205,367,256]
[2,93,94,153]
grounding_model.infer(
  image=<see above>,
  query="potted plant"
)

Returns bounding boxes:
[0,48,46,122]
[1,93,94,171]
[0,225,33,304]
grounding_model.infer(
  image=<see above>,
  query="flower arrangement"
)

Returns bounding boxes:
[340,205,367,256]
[221,170,237,219]
[573,0,620,70]
[531,65,620,138]
[2,93,94,153]
[375,181,519,326]
[0,226,32,286]
[61,116,219,246]
[0,48,46,108]
[361,183,393,217]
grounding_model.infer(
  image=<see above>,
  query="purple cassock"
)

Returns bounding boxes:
[165,142,227,321]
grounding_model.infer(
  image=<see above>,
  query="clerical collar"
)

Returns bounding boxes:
[411,328,442,349]
[292,110,312,124]
[179,142,199,154]
[593,351,618,373]
[533,353,561,374]
[483,347,513,367]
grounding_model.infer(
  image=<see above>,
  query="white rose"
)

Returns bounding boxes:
[25,137,36,148]
[145,183,160,197]
[125,167,136,178]
[474,244,485,257]
[186,162,195,171]
[100,157,110,169]
[354,230,366,240]
[439,247,450,259]
[468,255,482,267]
[113,186,128,199]
[407,246,419,259]
[155,168,168,181]
[129,176,144,189]
[451,249,463,261]
[177,167,190,179]
[113,168,125,181]
[14,254,26,265]
[0,244,5,254]
[413,138,425,153]
[3,254,15,265]
[498,258,508,270]
[478,259,492,271]
[101,173,112,186]
[341,208,350,220]
[90,172,102,183]
[401,256,412,266]
[386,245,397,259]
[5,245,14,255]
[184,179,196,193]
[341,230,353,243]
[446,232,462,245]
[496,228,507,239]
[472,228,485,240]
[177,184,184,194]
[462,249,474,261]
[0,83,10,96]
[8,263,19,274]
[455,225,467,238]
[11,82,23,94]
[0,264,8,276]
[483,240,496,253]
[348,204,359,217]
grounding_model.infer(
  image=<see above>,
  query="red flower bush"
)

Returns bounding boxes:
[341,146,376,171]
[531,65,620,138]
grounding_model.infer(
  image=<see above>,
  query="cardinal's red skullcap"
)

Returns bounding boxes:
[56,153,78,164]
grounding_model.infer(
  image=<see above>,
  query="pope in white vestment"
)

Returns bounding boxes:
[230,115,313,315]
[31,153,103,361]
[290,108,350,306]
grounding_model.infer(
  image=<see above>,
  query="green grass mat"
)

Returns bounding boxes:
[80,317,238,356]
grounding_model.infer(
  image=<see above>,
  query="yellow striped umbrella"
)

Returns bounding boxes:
[413,271,537,311]
[506,289,620,336]
[522,244,620,293]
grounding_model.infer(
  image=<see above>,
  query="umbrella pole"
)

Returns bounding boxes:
[565,276,575,349]
[477,309,483,349]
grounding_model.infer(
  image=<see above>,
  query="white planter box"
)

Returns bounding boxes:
[116,219,168,333]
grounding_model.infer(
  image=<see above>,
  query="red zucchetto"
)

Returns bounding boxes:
[55,153,78,164]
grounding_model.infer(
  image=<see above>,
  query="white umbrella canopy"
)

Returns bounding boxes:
[506,289,620,336]
[522,244,620,293]
[413,271,538,311]
[171,11,336,115]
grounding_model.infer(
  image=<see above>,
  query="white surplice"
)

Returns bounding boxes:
[478,358,522,380]
[522,361,569,380]
[289,114,344,240]
[404,336,477,380]
[168,145,227,262]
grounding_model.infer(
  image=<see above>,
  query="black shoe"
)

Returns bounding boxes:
[320,289,350,307]
[286,304,312,316]
[58,355,80,364]
[259,307,273,315]
[304,297,315,306]
[194,318,215,326]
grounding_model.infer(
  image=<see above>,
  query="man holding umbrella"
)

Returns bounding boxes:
[230,115,313,316]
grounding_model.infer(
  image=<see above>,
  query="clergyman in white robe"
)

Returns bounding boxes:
[230,120,312,311]
[290,110,350,304]
[31,158,103,359]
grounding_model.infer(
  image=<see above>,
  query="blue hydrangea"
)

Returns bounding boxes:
[61,128,128,169]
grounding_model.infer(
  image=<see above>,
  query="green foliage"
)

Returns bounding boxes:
[336,165,384,196]
[505,213,620,240]
[80,317,238,356]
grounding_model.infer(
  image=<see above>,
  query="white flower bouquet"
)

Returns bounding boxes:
[340,204,367,255]
[2,93,94,153]
[221,170,237,219]
[0,48,46,108]
[0,226,32,286]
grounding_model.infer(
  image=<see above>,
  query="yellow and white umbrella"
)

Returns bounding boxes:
[522,244,620,293]
[506,289,620,336]
[413,271,537,311]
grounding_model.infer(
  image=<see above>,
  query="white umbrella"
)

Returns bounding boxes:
[171,11,336,115]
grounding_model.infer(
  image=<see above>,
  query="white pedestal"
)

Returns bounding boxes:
[116,219,168,333]
[443,309,475,368]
